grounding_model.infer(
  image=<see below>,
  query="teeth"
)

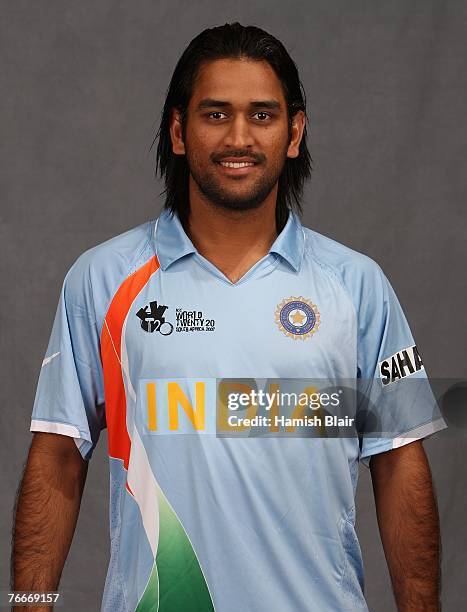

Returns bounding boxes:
[220,161,255,168]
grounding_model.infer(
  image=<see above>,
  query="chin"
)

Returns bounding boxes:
[212,197,266,212]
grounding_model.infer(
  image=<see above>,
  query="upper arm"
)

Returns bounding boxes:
[369,440,431,497]
[369,439,425,472]
[29,432,88,477]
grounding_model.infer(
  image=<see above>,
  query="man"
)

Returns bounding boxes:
[13,22,447,612]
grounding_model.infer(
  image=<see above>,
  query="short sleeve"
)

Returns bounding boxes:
[30,260,106,460]
[356,265,447,467]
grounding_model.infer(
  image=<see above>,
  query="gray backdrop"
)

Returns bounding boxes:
[1,1,466,610]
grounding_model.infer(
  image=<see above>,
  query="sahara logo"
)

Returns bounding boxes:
[275,296,321,340]
[379,345,424,386]
[136,301,174,335]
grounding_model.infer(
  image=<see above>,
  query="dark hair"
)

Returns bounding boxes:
[151,22,312,229]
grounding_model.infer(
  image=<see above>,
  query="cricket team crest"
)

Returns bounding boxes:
[275,296,321,340]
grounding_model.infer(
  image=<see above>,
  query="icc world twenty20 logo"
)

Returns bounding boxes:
[136,301,174,335]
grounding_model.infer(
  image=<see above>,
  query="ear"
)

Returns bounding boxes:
[169,108,186,155]
[286,110,306,159]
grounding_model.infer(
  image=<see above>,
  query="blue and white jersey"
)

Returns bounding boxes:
[30,208,447,611]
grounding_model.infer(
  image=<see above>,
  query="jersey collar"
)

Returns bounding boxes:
[154,209,197,271]
[269,210,305,272]
[154,207,305,273]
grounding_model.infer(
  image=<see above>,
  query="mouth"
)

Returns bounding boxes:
[216,160,259,176]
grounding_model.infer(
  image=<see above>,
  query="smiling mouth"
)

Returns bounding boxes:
[216,161,259,177]
[218,161,257,168]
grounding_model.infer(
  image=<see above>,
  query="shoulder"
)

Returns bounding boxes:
[63,219,156,319]
[301,225,387,311]
[70,219,155,279]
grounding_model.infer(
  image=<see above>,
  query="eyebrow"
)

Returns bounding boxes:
[196,98,281,111]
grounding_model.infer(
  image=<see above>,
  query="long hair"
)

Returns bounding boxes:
[151,22,313,230]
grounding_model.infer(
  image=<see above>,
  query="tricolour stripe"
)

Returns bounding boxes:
[100,252,214,610]
[100,255,160,473]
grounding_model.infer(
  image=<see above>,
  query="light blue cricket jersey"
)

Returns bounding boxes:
[30,208,447,611]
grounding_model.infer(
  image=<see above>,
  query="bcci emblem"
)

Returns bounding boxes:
[275,296,320,340]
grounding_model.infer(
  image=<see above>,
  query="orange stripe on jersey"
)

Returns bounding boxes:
[100,255,160,472]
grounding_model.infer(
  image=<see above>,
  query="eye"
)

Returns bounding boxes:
[207,112,227,120]
[253,112,272,121]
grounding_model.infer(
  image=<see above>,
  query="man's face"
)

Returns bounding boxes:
[171,58,303,212]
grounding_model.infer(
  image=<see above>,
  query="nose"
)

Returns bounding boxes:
[223,114,254,149]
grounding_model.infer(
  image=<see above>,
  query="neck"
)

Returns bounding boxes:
[184,182,280,284]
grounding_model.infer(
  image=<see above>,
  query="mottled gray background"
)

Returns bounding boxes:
[1,1,466,610]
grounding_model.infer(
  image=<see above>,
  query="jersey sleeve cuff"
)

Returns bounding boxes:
[30,419,94,460]
[359,416,448,468]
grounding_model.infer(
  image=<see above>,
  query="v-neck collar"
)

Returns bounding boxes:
[153,208,305,280]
